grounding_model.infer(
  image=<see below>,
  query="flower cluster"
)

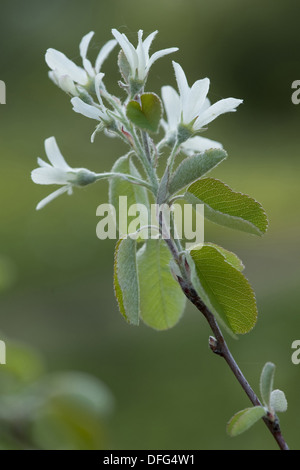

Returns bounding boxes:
[32,28,242,209]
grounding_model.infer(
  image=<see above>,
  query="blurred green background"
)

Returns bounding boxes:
[1,0,300,450]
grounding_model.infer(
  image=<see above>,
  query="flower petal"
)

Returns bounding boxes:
[181,136,223,156]
[161,86,181,131]
[31,167,69,185]
[44,137,71,170]
[79,31,94,61]
[95,39,117,73]
[37,157,51,168]
[58,74,78,95]
[71,97,103,120]
[36,186,70,211]
[146,47,178,74]
[94,73,105,106]
[136,30,146,80]
[45,49,88,85]
[194,98,243,129]
[184,78,210,123]
[79,32,95,77]
[112,29,137,74]
[172,61,189,104]
[142,30,158,61]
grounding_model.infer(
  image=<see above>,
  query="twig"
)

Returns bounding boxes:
[176,275,290,450]
[158,211,289,450]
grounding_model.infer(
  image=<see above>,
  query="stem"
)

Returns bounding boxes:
[95,172,154,192]
[141,131,152,163]
[159,212,289,451]
[166,140,180,173]
[130,126,159,194]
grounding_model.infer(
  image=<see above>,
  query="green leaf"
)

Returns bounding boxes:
[118,49,131,83]
[137,239,186,330]
[169,149,227,196]
[260,362,275,408]
[189,245,257,334]
[270,389,288,413]
[114,237,140,325]
[204,243,244,272]
[157,167,170,205]
[185,177,268,236]
[109,154,150,236]
[227,406,266,437]
[126,93,162,133]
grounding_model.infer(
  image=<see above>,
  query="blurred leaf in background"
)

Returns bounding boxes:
[0,338,114,449]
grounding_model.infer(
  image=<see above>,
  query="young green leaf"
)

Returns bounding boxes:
[270,389,288,413]
[204,243,245,272]
[118,49,131,84]
[260,362,275,408]
[114,237,140,325]
[126,93,162,133]
[185,177,268,236]
[137,239,186,330]
[227,406,266,437]
[168,149,227,196]
[189,245,257,334]
[109,154,150,236]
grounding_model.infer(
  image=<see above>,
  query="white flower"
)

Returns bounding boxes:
[161,62,243,140]
[161,85,222,153]
[112,29,178,82]
[45,32,117,95]
[70,74,116,142]
[31,137,96,210]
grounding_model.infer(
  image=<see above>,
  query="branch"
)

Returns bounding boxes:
[176,275,289,451]
[157,209,289,450]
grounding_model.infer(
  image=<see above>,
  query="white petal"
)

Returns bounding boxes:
[45,49,88,85]
[172,61,189,103]
[44,137,70,170]
[95,39,117,73]
[58,75,78,95]
[31,167,69,185]
[161,86,181,131]
[48,70,59,86]
[142,31,158,61]
[71,97,103,120]
[136,30,146,80]
[194,98,243,129]
[181,136,223,156]
[146,47,178,74]
[82,58,94,77]
[94,73,105,106]
[36,186,70,210]
[79,31,94,61]
[200,97,211,112]
[79,32,95,76]
[111,29,137,74]
[37,157,51,168]
[184,78,210,123]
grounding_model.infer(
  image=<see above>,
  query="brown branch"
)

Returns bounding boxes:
[155,150,289,450]
[177,275,289,450]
